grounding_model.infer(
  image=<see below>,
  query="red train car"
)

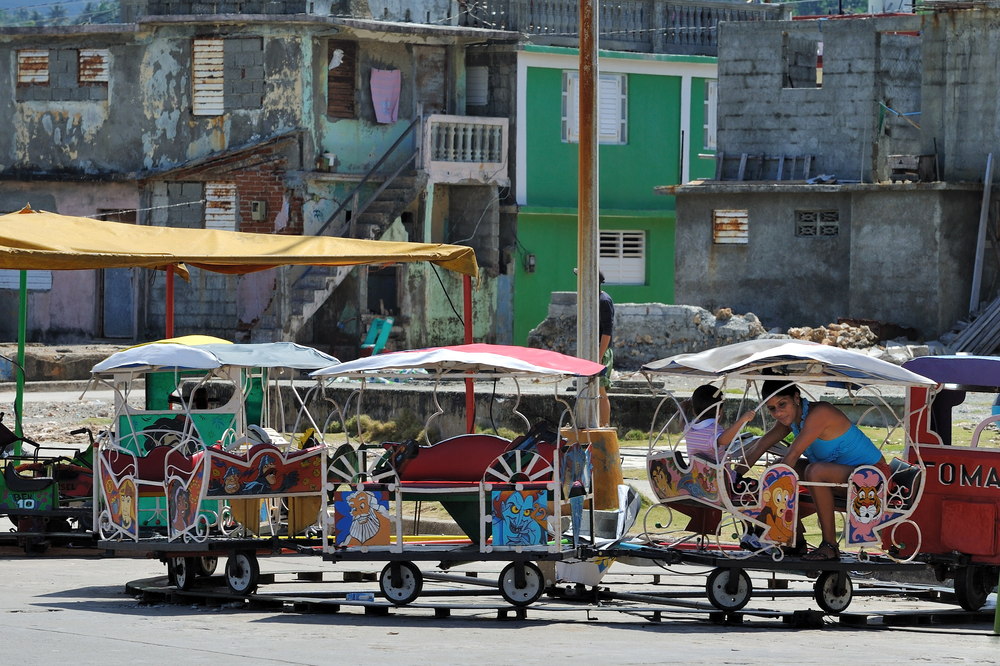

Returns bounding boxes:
[899,355,1000,611]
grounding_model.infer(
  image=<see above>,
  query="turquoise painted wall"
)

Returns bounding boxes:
[525,68,682,210]
[513,210,676,344]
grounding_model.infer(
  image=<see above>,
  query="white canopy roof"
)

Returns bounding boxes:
[93,341,339,374]
[642,339,934,387]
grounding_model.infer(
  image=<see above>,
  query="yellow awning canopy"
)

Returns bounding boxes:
[0,207,478,279]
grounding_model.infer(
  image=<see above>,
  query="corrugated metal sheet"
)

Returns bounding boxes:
[192,38,224,116]
[204,182,237,231]
[78,49,110,84]
[713,209,749,244]
[17,49,49,85]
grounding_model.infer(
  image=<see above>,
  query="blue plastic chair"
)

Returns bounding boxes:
[360,316,394,356]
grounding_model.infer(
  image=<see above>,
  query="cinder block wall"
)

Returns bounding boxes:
[717,15,922,183]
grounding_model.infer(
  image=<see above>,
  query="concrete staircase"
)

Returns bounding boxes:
[348,171,426,239]
[250,171,426,343]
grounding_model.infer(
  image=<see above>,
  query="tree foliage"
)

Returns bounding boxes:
[0,0,120,26]
[791,0,871,16]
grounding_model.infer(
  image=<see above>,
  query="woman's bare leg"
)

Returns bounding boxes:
[805,461,854,544]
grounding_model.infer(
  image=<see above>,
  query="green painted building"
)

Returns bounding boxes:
[513,46,718,344]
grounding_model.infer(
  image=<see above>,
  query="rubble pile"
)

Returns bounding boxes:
[527,294,766,370]
[786,322,878,349]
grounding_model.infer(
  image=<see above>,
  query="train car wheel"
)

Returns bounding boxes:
[814,571,853,614]
[196,556,219,577]
[379,561,422,606]
[954,566,992,611]
[225,552,260,595]
[170,557,197,591]
[706,568,752,612]
[499,561,545,607]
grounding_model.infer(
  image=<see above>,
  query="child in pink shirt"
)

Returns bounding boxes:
[683,384,745,464]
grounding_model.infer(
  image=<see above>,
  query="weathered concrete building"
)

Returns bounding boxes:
[0,1,517,357]
[670,10,1000,341]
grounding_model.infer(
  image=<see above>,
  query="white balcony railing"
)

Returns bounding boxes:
[423,114,509,185]
[459,0,789,55]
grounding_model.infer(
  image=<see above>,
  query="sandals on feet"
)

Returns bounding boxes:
[801,540,840,561]
[781,541,808,557]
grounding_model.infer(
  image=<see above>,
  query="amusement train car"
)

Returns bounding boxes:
[311,344,638,607]
[0,416,95,553]
[900,354,1000,611]
[622,339,936,613]
[91,339,338,592]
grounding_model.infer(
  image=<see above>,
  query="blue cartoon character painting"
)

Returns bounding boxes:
[492,489,548,546]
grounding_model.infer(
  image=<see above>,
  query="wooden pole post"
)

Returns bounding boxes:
[578,0,600,429]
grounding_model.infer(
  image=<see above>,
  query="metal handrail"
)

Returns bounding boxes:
[275,111,424,331]
[315,112,422,239]
[348,151,418,238]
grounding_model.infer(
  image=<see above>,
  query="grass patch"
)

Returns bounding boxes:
[476,425,519,440]
[325,411,425,443]
[858,425,906,458]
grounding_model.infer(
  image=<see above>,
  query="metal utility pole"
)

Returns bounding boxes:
[577,0,600,428]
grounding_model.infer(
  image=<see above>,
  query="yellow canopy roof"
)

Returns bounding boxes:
[0,207,478,279]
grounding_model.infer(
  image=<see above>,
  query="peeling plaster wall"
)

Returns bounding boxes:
[1,35,141,175]
[320,39,418,172]
[307,37,453,239]
[399,261,497,348]
[0,182,138,341]
[136,26,308,172]
[0,27,309,177]
[0,20,499,344]
[447,184,499,271]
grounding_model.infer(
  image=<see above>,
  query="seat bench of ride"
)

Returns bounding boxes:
[102,445,202,496]
[385,431,558,540]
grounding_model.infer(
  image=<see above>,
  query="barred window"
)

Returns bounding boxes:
[562,71,627,144]
[600,230,645,284]
[796,210,839,237]
[78,49,110,85]
[327,40,357,119]
[712,209,748,244]
[17,49,49,85]
[205,182,237,230]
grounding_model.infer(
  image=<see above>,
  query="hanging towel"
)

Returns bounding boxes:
[370,68,401,124]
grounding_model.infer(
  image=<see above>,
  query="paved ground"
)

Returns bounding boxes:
[0,549,996,665]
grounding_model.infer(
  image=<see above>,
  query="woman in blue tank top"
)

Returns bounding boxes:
[730,378,885,561]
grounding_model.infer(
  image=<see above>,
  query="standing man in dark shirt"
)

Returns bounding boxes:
[598,271,614,427]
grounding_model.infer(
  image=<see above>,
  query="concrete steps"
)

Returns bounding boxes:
[252,171,426,342]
